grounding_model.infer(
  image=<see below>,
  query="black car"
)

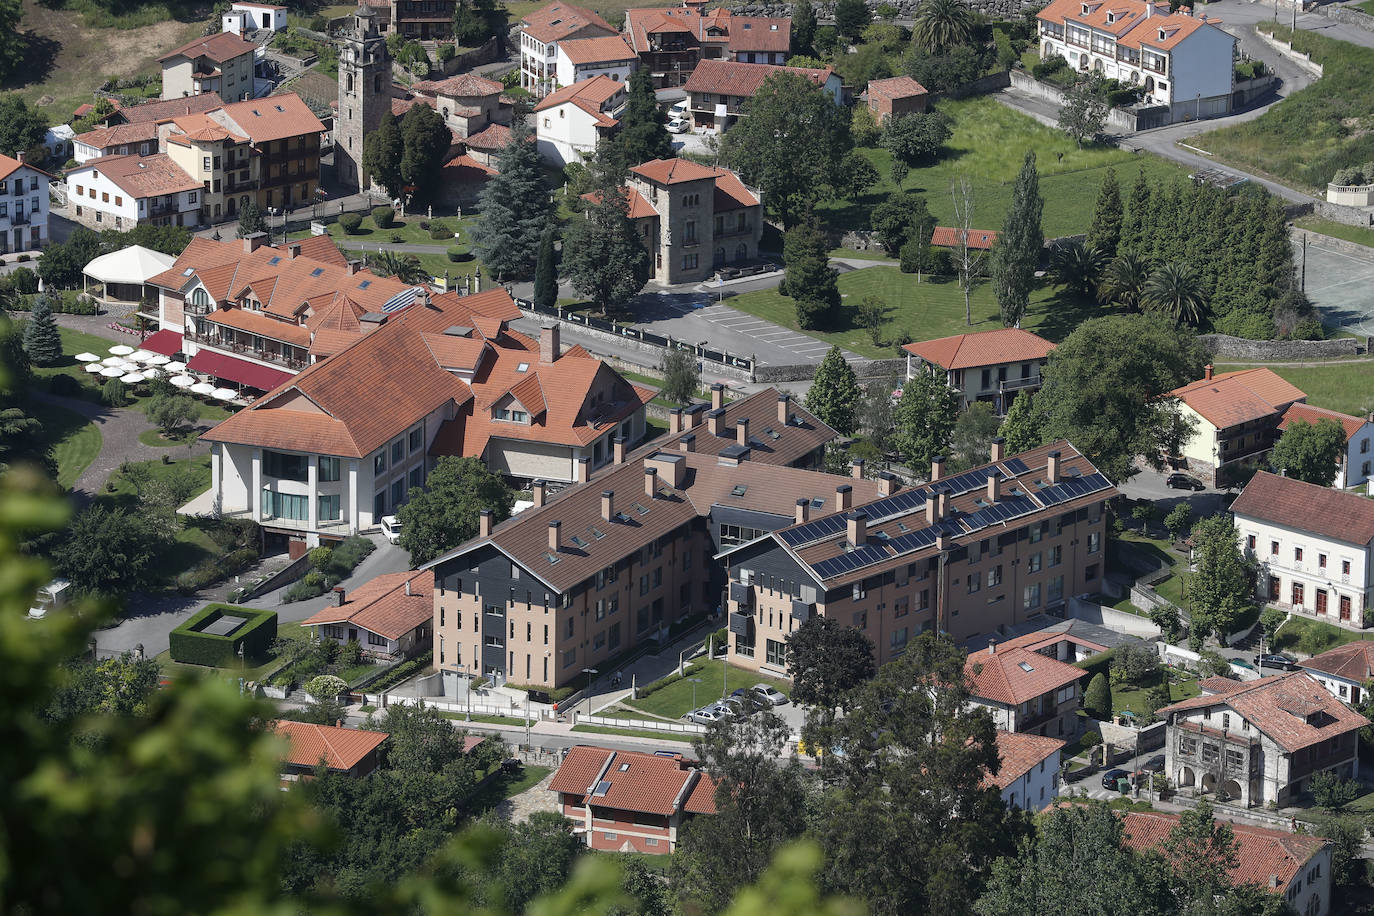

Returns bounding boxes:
[1255,653,1298,671]
[1101,767,1130,790]
[1141,754,1165,774]
[1167,472,1206,491]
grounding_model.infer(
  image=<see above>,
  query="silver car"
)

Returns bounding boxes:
[752,684,788,706]
[688,705,728,725]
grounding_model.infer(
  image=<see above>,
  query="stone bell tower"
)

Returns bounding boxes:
[336,5,390,193]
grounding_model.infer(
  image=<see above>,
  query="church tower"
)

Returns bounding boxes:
[336,5,389,193]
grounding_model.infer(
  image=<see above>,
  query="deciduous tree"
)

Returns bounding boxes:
[52,505,166,596]
[1188,514,1256,643]
[857,377,896,451]
[990,151,1042,328]
[473,120,551,280]
[998,390,1042,454]
[1269,418,1345,486]
[397,456,515,564]
[235,199,265,238]
[806,346,861,436]
[0,92,48,158]
[951,175,985,325]
[951,401,1001,468]
[833,0,870,40]
[562,170,650,315]
[660,347,699,405]
[145,394,197,438]
[870,190,934,257]
[785,616,876,713]
[880,110,951,166]
[1059,75,1109,148]
[893,363,959,470]
[792,0,818,53]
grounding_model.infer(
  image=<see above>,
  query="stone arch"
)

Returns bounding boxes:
[1144,75,1155,94]
[1220,779,1242,802]
[346,72,354,92]
[1179,766,1195,788]
[1200,772,1217,793]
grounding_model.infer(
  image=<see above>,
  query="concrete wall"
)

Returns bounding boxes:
[1253,27,1324,78]
[1326,184,1374,207]
[1314,1,1374,34]
[1008,70,1139,131]
[1067,595,1162,639]
[1195,333,1360,359]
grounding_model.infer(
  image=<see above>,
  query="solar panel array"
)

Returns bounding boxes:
[856,488,927,524]
[958,495,1038,532]
[810,543,892,580]
[1001,457,1030,475]
[778,512,847,547]
[1036,473,1110,507]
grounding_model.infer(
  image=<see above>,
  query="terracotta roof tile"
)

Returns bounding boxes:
[463,123,513,150]
[274,721,388,771]
[204,306,311,347]
[1170,368,1306,429]
[442,154,497,181]
[520,1,617,43]
[558,34,636,65]
[581,186,658,219]
[901,328,1054,371]
[110,93,222,126]
[280,235,349,269]
[214,93,325,144]
[75,153,200,199]
[74,121,160,150]
[1300,643,1374,683]
[985,730,1065,789]
[867,75,928,100]
[966,637,1084,707]
[0,154,53,183]
[158,31,257,64]
[419,331,490,371]
[624,7,789,54]
[629,157,719,185]
[412,72,504,98]
[549,746,712,816]
[535,75,626,114]
[303,570,433,640]
[1279,402,1368,442]
[930,226,999,249]
[683,59,834,99]
[1231,470,1374,546]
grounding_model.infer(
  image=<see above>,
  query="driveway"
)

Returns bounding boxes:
[630,293,863,365]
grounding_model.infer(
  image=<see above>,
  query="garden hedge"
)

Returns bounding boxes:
[169,604,278,667]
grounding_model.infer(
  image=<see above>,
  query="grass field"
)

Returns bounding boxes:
[1111,676,1200,721]
[727,267,1096,358]
[1272,616,1374,656]
[1215,361,1374,417]
[32,400,101,489]
[625,658,791,719]
[157,622,307,681]
[296,215,485,284]
[1191,25,1374,194]
[1294,216,1374,250]
[468,764,554,813]
[824,96,1189,244]
[137,427,199,448]
[97,453,220,585]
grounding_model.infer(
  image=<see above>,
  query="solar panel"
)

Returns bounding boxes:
[887,527,939,555]
[1001,457,1030,475]
[593,780,611,796]
[939,467,992,496]
[779,513,846,547]
[860,488,926,522]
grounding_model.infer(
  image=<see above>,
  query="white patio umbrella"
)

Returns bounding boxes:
[211,387,237,401]
[128,350,155,363]
[164,361,187,373]
[100,356,126,366]
[84,363,104,374]
[100,366,125,378]
[146,354,170,366]
[120,372,146,384]
[74,352,101,363]
[169,375,195,388]
[190,382,215,396]
[140,366,162,378]
[108,345,134,356]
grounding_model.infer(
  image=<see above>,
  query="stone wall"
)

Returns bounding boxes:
[1314,1,1374,34]
[1195,333,1362,359]
[726,0,1038,22]
[1310,199,1374,229]
[752,356,906,383]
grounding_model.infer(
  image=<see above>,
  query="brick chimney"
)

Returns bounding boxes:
[707,408,724,437]
[851,459,864,479]
[736,418,750,446]
[795,498,810,525]
[835,484,852,513]
[548,521,561,553]
[613,436,626,464]
[242,231,266,252]
[986,470,1001,503]
[1204,364,1214,381]
[847,511,867,548]
[937,491,949,518]
[669,408,683,434]
[925,493,943,526]
[576,456,589,484]
[777,393,791,424]
[14,150,23,165]
[711,383,725,410]
[540,325,560,364]
[532,479,547,507]
[684,404,706,430]
[287,242,302,258]
[601,490,615,522]
[645,466,658,498]
[679,432,696,453]
[347,260,362,275]
[931,455,945,481]
[479,508,492,537]
[878,472,898,497]
[333,586,345,606]
[1047,450,1061,484]
[990,437,1005,462]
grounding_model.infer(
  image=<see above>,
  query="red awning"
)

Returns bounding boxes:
[140,329,184,357]
[187,350,293,392]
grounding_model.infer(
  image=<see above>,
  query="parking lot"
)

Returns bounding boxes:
[633,293,861,366]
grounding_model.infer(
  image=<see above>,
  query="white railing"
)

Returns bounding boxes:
[576,713,707,734]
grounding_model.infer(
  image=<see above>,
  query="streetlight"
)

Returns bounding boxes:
[581,667,599,719]
[687,677,702,712]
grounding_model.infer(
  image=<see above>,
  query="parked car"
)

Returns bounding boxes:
[1255,653,1297,671]
[380,515,402,543]
[666,117,691,134]
[1101,767,1130,790]
[1141,754,1166,774]
[722,696,753,718]
[731,687,769,712]
[688,705,727,725]
[753,684,788,706]
[1166,472,1205,491]
[667,99,688,118]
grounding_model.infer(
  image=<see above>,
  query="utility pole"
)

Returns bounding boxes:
[1301,232,1308,293]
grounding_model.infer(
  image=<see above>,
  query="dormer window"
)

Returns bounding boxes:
[1158,28,1166,40]
[1106,12,1114,22]
[1081,3,1089,13]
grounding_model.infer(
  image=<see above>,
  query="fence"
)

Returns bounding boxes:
[575,712,707,735]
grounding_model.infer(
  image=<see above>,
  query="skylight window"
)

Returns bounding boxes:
[545,552,560,565]
[1018,662,1035,672]
[618,762,630,771]
[267,256,281,265]
[589,526,606,540]
[897,522,909,532]
[570,535,588,548]
[811,498,825,509]
[633,502,650,516]
[358,279,372,289]
[310,267,324,277]
[182,267,195,276]
[517,362,530,372]
[615,511,631,523]
[730,484,748,497]
[592,779,610,795]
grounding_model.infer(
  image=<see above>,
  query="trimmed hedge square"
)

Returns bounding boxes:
[169,604,278,667]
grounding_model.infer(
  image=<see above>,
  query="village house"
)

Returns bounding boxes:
[549,746,716,853]
[64,153,204,231]
[1169,366,1307,487]
[987,730,1065,811]
[274,721,389,779]
[865,76,930,123]
[623,4,791,89]
[1157,672,1368,808]
[304,569,435,659]
[902,328,1056,415]
[555,34,639,88]
[222,1,287,36]
[681,59,842,131]
[965,634,1084,739]
[405,73,512,141]
[1232,470,1374,627]
[1300,642,1374,707]
[158,31,259,102]
[0,152,53,254]
[1277,402,1374,489]
[534,76,627,167]
[518,2,619,97]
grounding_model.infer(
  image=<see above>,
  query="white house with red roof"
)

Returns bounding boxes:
[304,569,433,658]
[548,745,716,853]
[0,152,53,254]
[534,76,627,167]
[1157,671,1369,808]
[1036,0,1237,123]
[1299,642,1374,706]
[555,34,638,88]
[965,633,1084,739]
[1169,365,1308,487]
[986,730,1064,811]
[158,31,259,102]
[1278,403,1374,489]
[1232,471,1374,626]
[902,328,1056,414]
[64,153,204,231]
[517,2,619,96]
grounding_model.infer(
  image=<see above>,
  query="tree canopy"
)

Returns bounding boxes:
[785,616,875,713]
[562,165,650,316]
[805,346,861,436]
[892,365,960,471]
[783,216,840,329]
[362,112,404,199]
[396,456,515,564]
[990,151,1042,328]
[399,103,452,205]
[472,120,551,280]
[1269,418,1346,486]
[1188,514,1256,645]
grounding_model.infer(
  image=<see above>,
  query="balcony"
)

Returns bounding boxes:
[223,507,351,533]
[186,330,307,370]
[999,375,1041,394]
[7,212,28,225]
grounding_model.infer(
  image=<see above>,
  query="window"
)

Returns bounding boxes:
[853,583,866,601]
[1319,553,1327,569]
[187,192,197,204]
[1088,532,1100,554]
[1023,583,1041,610]
[263,450,308,481]
[967,574,980,594]
[852,611,867,628]
[1271,540,1279,556]
[1343,559,1351,575]
[684,220,696,243]
[374,451,386,475]
[1295,546,1304,563]
[1247,535,1256,550]
[1048,575,1064,603]
[102,192,109,202]
[563,648,576,668]
[735,633,755,657]
[114,196,121,206]
[765,638,786,667]
[988,565,1002,587]
[261,490,308,520]
[368,632,387,647]
[203,156,211,170]
[391,440,404,464]
[318,456,340,482]
[409,465,422,489]
[1085,563,1098,582]
[317,494,340,521]
[889,627,908,652]
[390,478,404,506]
[1049,545,1062,567]
[682,253,698,270]
[1029,522,1043,543]
[1029,552,1042,573]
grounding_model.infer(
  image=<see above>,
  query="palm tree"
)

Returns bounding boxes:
[370,251,429,285]
[1102,252,1150,312]
[1049,240,1107,301]
[912,0,974,54]
[1143,261,1209,327]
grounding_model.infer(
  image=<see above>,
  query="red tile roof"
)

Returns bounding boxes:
[412,72,504,99]
[0,153,52,183]
[279,235,348,268]
[986,730,1065,789]
[1231,470,1374,547]
[442,153,498,181]
[205,306,312,347]
[304,569,434,640]
[274,721,389,771]
[1170,368,1306,430]
[683,59,835,99]
[1157,671,1370,753]
[930,226,999,249]
[1300,642,1374,683]
[520,1,617,44]
[630,157,719,185]
[867,75,928,101]
[966,634,1084,707]
[463,123,513,151]
[534,76,625,126]
[1279,402,1368,442]
[158,31,258,64]
[558,34,636,65]
[76,153,201,198]
[624,7,789,54]
[214,93,326,144]
[74,121,160,151]
[582,186,659,219]
[902,328,1055,371]
[112,93,224,125]
[1119,809,1325,895]
[549,746,715,816]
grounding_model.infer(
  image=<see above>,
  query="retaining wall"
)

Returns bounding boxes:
[1310,199,1374,228]
[1067,596,1163,639]
[1314,1,1374,34]
[929,70,1012,103]
[1195,333,1361,359]
[1007,70,1139,131]
[752,356,906,383]
[727,0,1040,21]
[1253,27,1325,77]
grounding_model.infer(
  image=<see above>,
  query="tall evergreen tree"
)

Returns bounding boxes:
[362,112,405,199]
[399,103,451,205]
[472,121,551,280]
[612,69,673,169]
[236,199,265,238]
[990,151,1042,328]
[805,346,861,436]
[21,295,61,367]
[532,223,558,309]
[1118,170,1151,257]
[782,216,839,329]
[561,171,650,315]
[892,365,960,470]
[1086,166,1122,259]
[791,0,817,54]
[833,0,870,40]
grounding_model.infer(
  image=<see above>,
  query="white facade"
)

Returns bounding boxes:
[0,161,51,254]
[65,165,200,230]
[1235,515,1373,626]
[554,47,637,89]
[230,2,286,32]
[519,31,559,96]
[1300,665,1366,706]
[1339,422,1374,489]
[999,747,1062,812]
[73,137,156,165]
[535,98,617,167]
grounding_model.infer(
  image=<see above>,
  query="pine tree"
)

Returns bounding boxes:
[990,151,1042,328]
[21,294,61,366]
[1118,170,1151,257]
[472,121,551,280]
[805,346,861,436]
[1085,167,1122,260]
[792,0,817,54]
[362,112,404,199]
[399,103,451,205]
[998,389,1043,454]
[892,365,960,470]
[612,69,673,169]
[783,216,840,330]
[532,223,558,309]
[236,199,265,238]
[1149,182,1181,265]
[561,173,650,316]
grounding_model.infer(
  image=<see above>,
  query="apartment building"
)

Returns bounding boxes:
[64,154,203,230]
[1232,471,1374,627]
[988,731,1064,812]
[535,76,627,167]
[623,4,790,89]
[549,746,716,853]
[902,328,1056,415]
[424,387,843,688]
[1299,643,1374,706]
[518,2,619,97]
[965,633,1083,739]
[1170,365,1307,487]
[1037,0,1237,124]
[0,152,52,254]
[1277,403,1374,489]
[719,441,1116,679]
[682,60,842,131]
[105,93,227,128]
[865,76,930,124]
[1158,672,1368,808]
[606,157,763,284]
[158,32,259,101]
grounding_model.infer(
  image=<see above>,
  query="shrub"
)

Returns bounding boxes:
[636,663,703,699]
[9,266,37,294]
[309,545,334,572]
[447,246,466,262]
[341,639,363,666]
[305,674,348,701]
[1084,671,1112,719]
[1312,770,1362,809]
[168,604,277,667]
[1032,54,1068,80]
[371,206,395,228]
[370,658,422,691]
[47,373,87,398]
[437,43,455,62]
[339,213,364,234]
[428,221,451,239]
[331,535,375,572]
[101,378,129,407]
[1081,729,1102,747]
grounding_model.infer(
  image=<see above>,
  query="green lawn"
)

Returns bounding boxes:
[1111,676,1200,721]
[32,401,101,489]
[467,764,554,813]
[625,658,791,719]
[571,724,695,743]
[157,621,306,682]
[96,454,220,587]
[727,267,1096,358]
[298,216,486,284]
[439,712,530,726]
[822,96,1189,242]
[137,428,199,448]
[1294,217,1374,250]
[1191,25,1374,193]
[1272,616,1374,656]
[1215,361,1374,417]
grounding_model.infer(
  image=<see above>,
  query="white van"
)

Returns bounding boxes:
[380,515,402,544]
